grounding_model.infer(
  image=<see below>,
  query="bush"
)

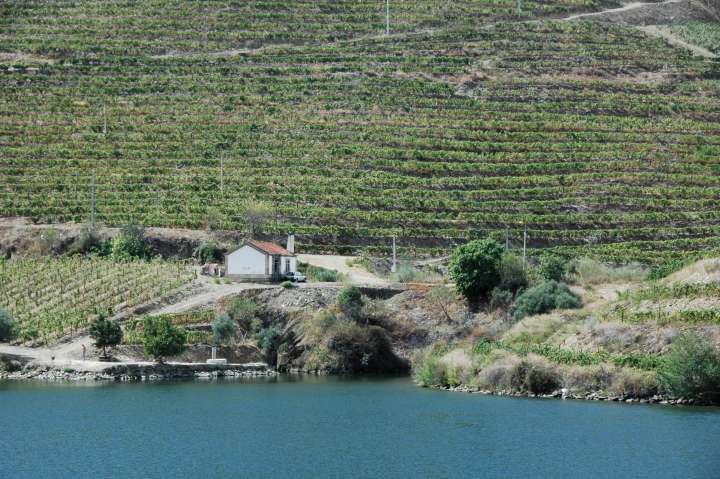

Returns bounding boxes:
[256,326,282,364]
[111,224,148,261]
[300,263,343,282]
[448,239,504,300]
[70,228,106,256]
[197,241,224,264]
[212,313,237,345]
[610,369,658,398]
[322,321,405,373]
[280,280,295,289]
[227,298,259,335]
[511,281,582,321]
[88,314,123,356]
[0,308,15,341]
[489,287,514,311]
[498,253,527,292]
[337,285,364,320]
[142,316,187,362]
[570,258,647,285]
[539,254,566,282]
[508,357,561,394]
[659,333,720,403]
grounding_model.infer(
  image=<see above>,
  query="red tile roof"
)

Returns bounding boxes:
[247,239,294,256]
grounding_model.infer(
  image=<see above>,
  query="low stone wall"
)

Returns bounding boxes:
[1,361,275,382]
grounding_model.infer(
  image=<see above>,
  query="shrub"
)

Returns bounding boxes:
[610,369,659,398]
[280,280,295,289]
[426,285,458,323]
[70,228,105,256]
[563,365,614,394]
[89,314,123,356]
[511,281,582,321]
[505,357,560,394]
[489,287,514,311]
[337,285,364,320]
[323,321,405,373]
[197,241,224,264]
[212,313,237,345]
[448,239,504,300]
[256,326,282,364]
[111,224,148,261]
[658,333,720,403]
[0,308,15,341]
[498,253,527,292]
[570,258,647,285]
[227,298,259,335]
[142,316,187,362]
[300,263,343,282]
[539,254,566,282]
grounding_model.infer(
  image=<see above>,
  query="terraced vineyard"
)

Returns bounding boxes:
[2,1,720,262]
[0,257,193,344]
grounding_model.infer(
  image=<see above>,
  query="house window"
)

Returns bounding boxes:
[285,259,291,273]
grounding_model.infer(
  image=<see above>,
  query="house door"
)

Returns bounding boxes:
[272,256,280,276]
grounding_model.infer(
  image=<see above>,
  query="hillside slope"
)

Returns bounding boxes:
[2,1,720,261]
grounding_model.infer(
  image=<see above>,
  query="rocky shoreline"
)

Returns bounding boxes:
[0,361,276,382]
[439,384,700,406]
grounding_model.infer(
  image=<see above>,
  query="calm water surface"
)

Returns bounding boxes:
[2,376,719,479]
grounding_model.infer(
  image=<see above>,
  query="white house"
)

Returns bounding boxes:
[225,235,296,282]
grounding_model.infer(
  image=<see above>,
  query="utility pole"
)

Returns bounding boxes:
[102,102,107,135]
[522,224,527,265]
[391,235,397,273]
[386,0,390,36]
[516,0,522,16]
[505,229,510,250]
[90,170,96,230]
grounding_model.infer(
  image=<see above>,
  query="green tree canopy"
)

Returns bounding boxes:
[142,316,187,362]
[89,314,123,356]
[448,239,504,299]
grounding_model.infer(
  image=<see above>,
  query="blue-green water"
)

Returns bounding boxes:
[2,376,720,479]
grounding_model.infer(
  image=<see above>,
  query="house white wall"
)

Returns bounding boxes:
[227,246,267,276]
[282,256,297,274]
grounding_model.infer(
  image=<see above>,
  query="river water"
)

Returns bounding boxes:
[2,376,719,479]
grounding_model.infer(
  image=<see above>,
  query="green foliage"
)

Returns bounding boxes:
[227,298,260,335]
[511,281,581,320]
[508,359,561,395]
[498,252,528,292]
[142,316,187,362]
[280,280,295,289]
[337,285,364,320]
[489,287,514,311]
[539,254,566,282]
[197,241,224,264]
[88,314,123,356]
[111,224,148,261]
[659,333,720,403]
[449,239,504,300]
[315,320,404,373]
[212,313,237,345]
[299,263,343,282]
[255,326,282,364]
[0,308,15,341]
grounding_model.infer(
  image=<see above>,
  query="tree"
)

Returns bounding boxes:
[111,223,148,261]
[427,285,457,323]
[212,313,237,345]
[337,285,364,321]
[539,254,566,282]
[448,239,504,300]
[227,297,260,339]
[142,316,187,363]
[197,241,224,264]
[88,314,123,357]
[239,200,274,238]
[659,333,720,403]
[0,308,14,342]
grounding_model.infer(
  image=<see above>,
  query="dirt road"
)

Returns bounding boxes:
[297,254,388,285]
